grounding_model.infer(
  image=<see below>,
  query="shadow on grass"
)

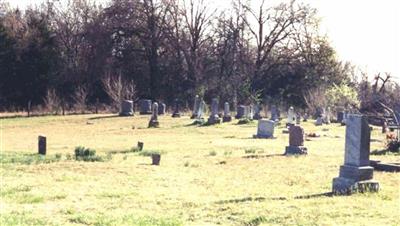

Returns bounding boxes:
[242,154,284,159]
[294,192,333,200]
[88,115,121,120]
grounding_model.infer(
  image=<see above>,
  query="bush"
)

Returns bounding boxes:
[238,118,252,124]
[138,150,162,157]
[74,146,103,162]
[386,139,400,153]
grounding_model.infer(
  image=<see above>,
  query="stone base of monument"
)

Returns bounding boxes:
[148,120,159,128]
[207,116,221,125]
[253,134,274,139]
[119,111,134,116]
[284,146,307,155]
[222,116,232,122]
[332,178,379,195]
[172,113,181,118]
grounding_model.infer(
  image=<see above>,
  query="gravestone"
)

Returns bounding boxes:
[236,105,246,119]
[271,105,279,121]
[223,102,232,122]
[303,113,309,122]
[148,102,159,128]
[284,125,307,155]
[139,99,152,114]
[193,100,206,124]
[337,111,344,123]
[172,99,181,118]
[191,95,200,119]
[382,120,388,134]
[207,98,221,124]
[325,107,331,124]
[253,119,275,138]
[315,107,324,118]
[120,100,134,116]
[341,111,348,125]
[253,105,262,120]
[247,105,254,120]
[332,114,379,195]
[38,135,46,155]
[296,113,301,124]
[315,117,323,126]
[287,106,296,126]
[158,103,166,115]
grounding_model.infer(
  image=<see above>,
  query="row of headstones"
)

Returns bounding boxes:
[253,114,380,195]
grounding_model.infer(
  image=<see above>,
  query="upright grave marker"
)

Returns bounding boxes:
[236,105,246,119]
[191,95,200,119]
[284,125,307,155]
[120,100,134,116]
[253,119,275,138]
[332,114,379,194]
[207,98,221,124]
[38,135,46,155]
[139,99,152,114]
[148,102,159,128]
[172,98,181,118]
[223,102,232,122]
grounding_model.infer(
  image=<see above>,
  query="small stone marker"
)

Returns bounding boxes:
[191,95,200,119]
[158,103,166,115]
[172,98,181,118]
[253,105,262,120]
[337,111,344,123]
[223,102,232,122]
[332,114,379,195]
[382,120,388,134]
[38,135,46,155]
[119,100,134,116]
[296,113,301,124]
[253,119,275,138]
[235,105,246,119]
[137,141,144,151]
[325,107,331,124]
[148,102,159,128]
[303,113,309,122]
[247,105,254,120]
[151,153,161,165]
[139,99,152,114]
[207,98,221,124]
[284,125,307,155]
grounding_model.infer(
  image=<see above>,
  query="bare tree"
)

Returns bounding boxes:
[43,88,61,115]
[72,85,89,114]
[102,72,137,110]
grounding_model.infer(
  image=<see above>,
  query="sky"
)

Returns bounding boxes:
[4,0,400,82]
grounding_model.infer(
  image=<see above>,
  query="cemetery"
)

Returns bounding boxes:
[0,0,399,225]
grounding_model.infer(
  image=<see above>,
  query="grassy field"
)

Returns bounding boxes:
[1,113,399,226]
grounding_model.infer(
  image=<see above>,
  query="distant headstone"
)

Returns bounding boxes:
[253,105,262,120]
[139,99,152,115]
[382,120,388,134]
[172,99,181,118]
[287,106,295,126]
[303,113,309,122]
[191,95,200,119]
[197,100,206,119]
[207,98,221,124]
[315,117,323,126]
[148,102,159,128]
[341,111,348,125]
[158,103,166,115]
[315,107,324,118]
[271,105,279,121]
[236,105,246,119]
[253,119,275,138]
[325,107,331,124]
[332,114,379,195]
[38,135,46,155]
[247,105,254,120]
[284,125,307,155]
[223,102,232,122]
[120,100,134,116]
[296,113,301,124]
[337,111,344,123]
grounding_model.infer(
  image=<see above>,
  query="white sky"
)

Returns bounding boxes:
[5,0,400,82]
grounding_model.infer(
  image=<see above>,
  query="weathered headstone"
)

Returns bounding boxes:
[247,105,254,120]
[223,102,232,122]
[315,117,323,126]
[207,98,221,124]
[271,105,279,121]
[325,107,331,124]
[38,135,46,155]
[119,100,134,116]
[148,102,159,128]
[172,99,181,118]
[337,111,344,123]
[332,114,379,195]
[284,125,307,155]
[253,119,275,138]
[382,120,388,134]
[235,105,246,119]
[287,106,296,126]
[253,104,262,120]
[303,113,309,122]
[139,99,152,115]
[158,103,166,115]
[191,95,200,119]
[296,113,301,124]
[197,100,206,119]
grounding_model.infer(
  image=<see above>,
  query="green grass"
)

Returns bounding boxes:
[1,114,399,225]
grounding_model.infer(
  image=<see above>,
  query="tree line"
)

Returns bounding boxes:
[0,0,390,114]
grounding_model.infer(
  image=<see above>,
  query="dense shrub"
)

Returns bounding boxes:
[74,146,103,162]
